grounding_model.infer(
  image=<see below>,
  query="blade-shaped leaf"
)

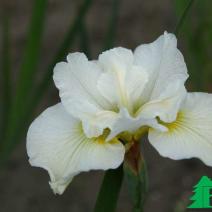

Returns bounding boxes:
[2,0,47,157]
[174,0,195,36]
[103,0,121,50]
[79,21,91,59]
[0,14,11,142]
[25,0,93,119]
[174,0,212,90]
[0,0,93,161]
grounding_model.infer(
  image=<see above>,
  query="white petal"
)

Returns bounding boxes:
[134,32,188,122]
[27,103,125,194]
[53,52,112,120]
[148,92,212,166]
[137,80,187,123]
[81,109,119,138]
[99,47,134,73]
[107,108,167,141]
[53,52,118,137]
[98,47,148,113]
[134,32,188,101]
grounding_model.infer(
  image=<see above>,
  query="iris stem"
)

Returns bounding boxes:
[124,141,148,212]
[174,0,195,36]
[94,165,123,212]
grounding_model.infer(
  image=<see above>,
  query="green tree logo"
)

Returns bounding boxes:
[188,176,212,209]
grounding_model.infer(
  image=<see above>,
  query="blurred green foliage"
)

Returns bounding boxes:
[175,0,212,91]
[0,0,93,161]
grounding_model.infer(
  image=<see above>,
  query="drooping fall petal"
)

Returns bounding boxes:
[148,93,212,166]
[27,103,125,194]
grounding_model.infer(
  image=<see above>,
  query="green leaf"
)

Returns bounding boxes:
[124,142,148,212]
[174,0,212,90]
[2,0,47,156]
[174,0,195,36]
[103,0,121,50]
[9,0,47,122]
[0,0,93,162]
[79,21,91,59]
[94,165,123,212]
[0,14,11,141]
[26,0,93,117]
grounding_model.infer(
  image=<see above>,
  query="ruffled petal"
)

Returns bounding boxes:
[27,103,125,194]
[98,47,148,113]
[137,80,186,123]
[148,93,212,166]
[53,53,116,137]
[53,53,112,116]
[134,32,188,122]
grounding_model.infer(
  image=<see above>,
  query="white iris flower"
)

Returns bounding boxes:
[27,32,212,194]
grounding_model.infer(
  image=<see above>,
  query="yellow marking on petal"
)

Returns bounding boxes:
[158,111,185,132]
[94,128,119,145]
[95,136,120,145]
[96,137,106,144]
[109,138,121,144]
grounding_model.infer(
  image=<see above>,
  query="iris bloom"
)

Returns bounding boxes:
[27,32,212,194]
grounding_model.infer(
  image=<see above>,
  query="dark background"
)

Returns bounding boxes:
[0,0,212,211]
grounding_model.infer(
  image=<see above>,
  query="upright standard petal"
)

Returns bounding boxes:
[53,53,116,137]
[53,53,114,113]
[137,80,187,123]
[98,47,148,114]
[149,93,212,166]
[27,103,125,194]
[134,32,188,123]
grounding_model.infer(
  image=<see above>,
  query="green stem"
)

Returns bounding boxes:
[174,0,195,36]
[124,141,148,212]
[94,165,123,212]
